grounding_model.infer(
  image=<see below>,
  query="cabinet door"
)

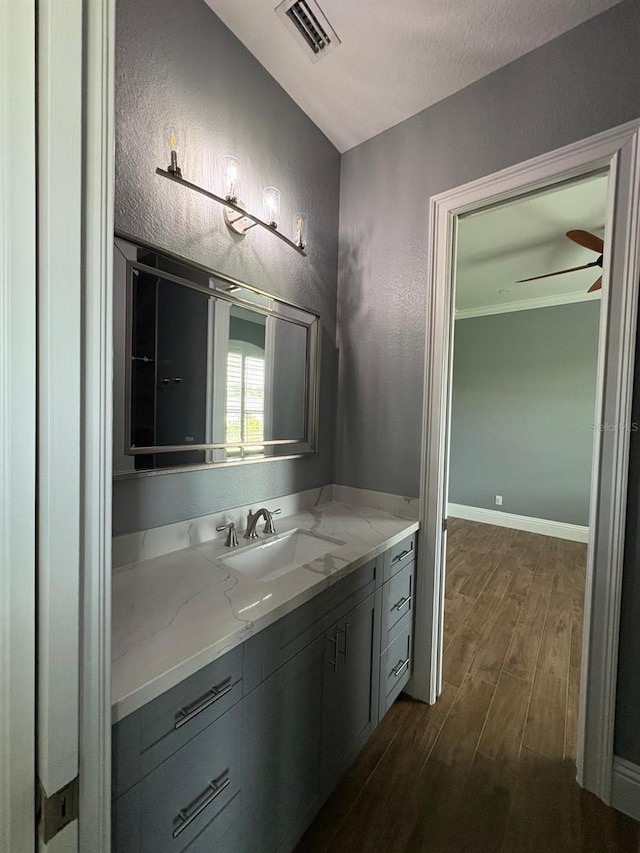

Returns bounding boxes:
[322,592,377,790]
[261,634,325,853]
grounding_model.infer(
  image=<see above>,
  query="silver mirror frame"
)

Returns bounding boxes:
[113,232,321,479]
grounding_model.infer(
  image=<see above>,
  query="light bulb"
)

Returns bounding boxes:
[222,155,241,203]
[294,212,308,249]
[263,186,281,229]
[164,124,182,177]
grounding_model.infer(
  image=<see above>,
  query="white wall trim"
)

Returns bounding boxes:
[455,289,601,320]
[416,117,640,808]
[611,757,640,821]
[0,1,36,850]
[447,503,589,543]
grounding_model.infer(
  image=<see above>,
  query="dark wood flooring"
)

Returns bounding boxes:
[296,520,639,853]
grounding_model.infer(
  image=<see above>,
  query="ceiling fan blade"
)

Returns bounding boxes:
[566,229,604,253]
[516,260,599,283]
[588,276,602,293]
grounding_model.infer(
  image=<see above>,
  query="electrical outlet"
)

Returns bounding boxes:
[495,495,503,506]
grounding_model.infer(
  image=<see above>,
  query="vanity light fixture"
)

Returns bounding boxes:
[263,187,281,229]
[156,145,307,255]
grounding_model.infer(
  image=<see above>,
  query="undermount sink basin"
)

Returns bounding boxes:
[217,528,345,582]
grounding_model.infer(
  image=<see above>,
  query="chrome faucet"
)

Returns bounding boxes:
[244,507,282,540]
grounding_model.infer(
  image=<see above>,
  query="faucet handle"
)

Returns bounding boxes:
[264,508,281,535]
[216,521,239,548]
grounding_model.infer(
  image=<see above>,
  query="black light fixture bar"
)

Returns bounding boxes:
[156,167,307,257]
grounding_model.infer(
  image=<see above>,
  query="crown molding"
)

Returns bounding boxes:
[455,289,601,320]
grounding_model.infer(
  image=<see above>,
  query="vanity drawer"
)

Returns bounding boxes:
[113,645,243,799]
[381,560,414,645]
[113,705,242,853]
[379,614,413,718]
[383,532,417,582]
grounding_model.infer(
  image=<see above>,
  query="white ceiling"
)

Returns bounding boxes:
[205,0,623,152]
[455,173,608,315]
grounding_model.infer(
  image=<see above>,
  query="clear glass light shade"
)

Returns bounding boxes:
[263,186,281,228]
[294,213,308,249]
[222,155,241,203]
[164,123,182,177]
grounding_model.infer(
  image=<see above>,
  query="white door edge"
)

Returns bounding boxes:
[37,0,82,814]
[0,1,37,849]
[413,117,640,806]
[78,0,116,849]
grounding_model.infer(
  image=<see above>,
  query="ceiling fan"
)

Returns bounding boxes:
[516,230,604,293]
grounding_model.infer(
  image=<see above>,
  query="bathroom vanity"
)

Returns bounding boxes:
[111,502,418,852]
[110,237,418,851]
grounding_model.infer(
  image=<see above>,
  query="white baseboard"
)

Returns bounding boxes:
[447,503,589,543]
[612,756,640,821]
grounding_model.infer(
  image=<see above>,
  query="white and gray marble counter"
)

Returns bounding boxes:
[112,501,419,723]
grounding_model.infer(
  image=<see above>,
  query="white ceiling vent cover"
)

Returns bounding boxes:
[275,0,341,63]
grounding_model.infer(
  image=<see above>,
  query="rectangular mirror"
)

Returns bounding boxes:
[113,235,320,477]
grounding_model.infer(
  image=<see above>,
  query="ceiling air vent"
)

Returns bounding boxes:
[275,0,341,63]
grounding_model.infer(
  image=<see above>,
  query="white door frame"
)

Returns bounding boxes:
[78,0,116,848]
[37,5,83,851]
[0,2,37,850]
[36,0,115,849]
[413,119,640,804]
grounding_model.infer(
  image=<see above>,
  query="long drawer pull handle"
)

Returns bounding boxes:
[172,774,231,838]
[392,594,412,612]
[392,657,410,678]
[392,544,414,564]
[174,681,233,730]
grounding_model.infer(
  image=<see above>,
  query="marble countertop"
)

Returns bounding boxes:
[112,501,419,722]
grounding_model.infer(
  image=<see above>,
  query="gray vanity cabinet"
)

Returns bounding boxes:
[112,534,418,853]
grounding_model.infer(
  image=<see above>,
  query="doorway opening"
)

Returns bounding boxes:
[413,120,640,808]
[442,172,607,768]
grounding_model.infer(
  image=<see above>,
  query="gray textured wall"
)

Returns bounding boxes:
[113,0,340,534]
[334,0,640,765]
[449,303,600,526]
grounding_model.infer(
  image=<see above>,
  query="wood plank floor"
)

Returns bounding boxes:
[295,520,639,853]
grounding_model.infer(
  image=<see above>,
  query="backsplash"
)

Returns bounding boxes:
[112,485,419,569]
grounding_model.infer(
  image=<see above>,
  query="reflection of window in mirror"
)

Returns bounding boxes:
[226,341,266,459]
